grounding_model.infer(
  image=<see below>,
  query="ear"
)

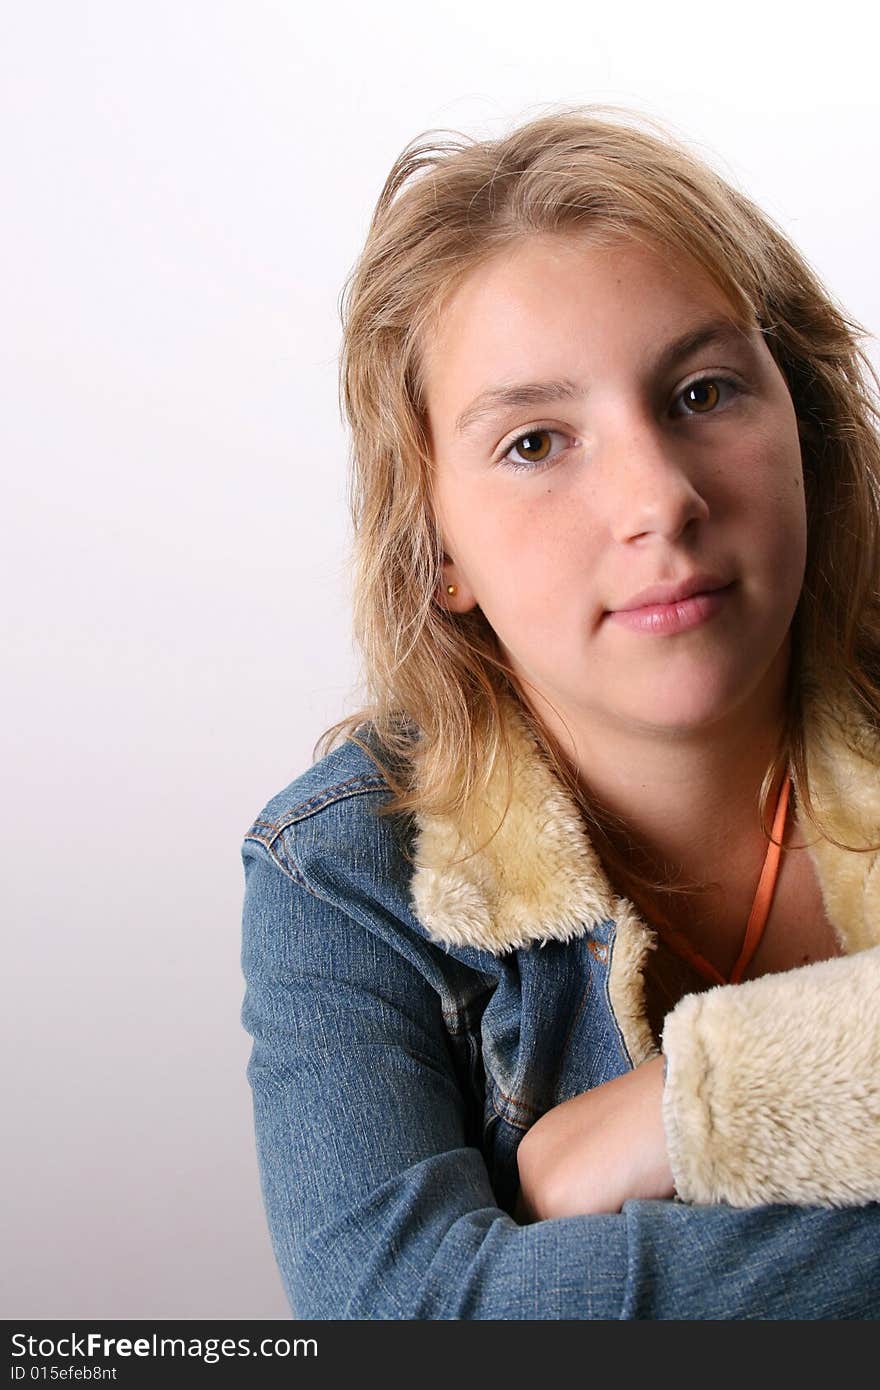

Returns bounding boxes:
[437,556,479,614]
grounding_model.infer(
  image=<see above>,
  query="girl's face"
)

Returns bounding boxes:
[423,232,807,739]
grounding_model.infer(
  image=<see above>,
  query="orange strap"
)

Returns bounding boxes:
[645,772,791,987]
[728,773,791,984]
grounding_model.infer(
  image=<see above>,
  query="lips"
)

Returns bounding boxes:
[610,573,732,614]
[605,576,736,637]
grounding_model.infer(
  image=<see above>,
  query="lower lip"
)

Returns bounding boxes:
[607,583,735,635]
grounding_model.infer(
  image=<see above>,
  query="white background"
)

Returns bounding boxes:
[3,0,878,1318]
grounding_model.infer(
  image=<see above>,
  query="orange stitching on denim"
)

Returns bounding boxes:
[244,773,389,841]
[490,1081,541,1120]
[488,1098,535,1131]
[559,970,593,1062]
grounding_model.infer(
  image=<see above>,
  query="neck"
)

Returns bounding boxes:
[525,647,793,901]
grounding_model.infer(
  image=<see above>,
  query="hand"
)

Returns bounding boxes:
[514,1054,675,1221]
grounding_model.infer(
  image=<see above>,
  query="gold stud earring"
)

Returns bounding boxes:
[446,584,458,596]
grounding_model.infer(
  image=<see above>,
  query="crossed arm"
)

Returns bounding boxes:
[516,1053,672,1221]
[244,840,880,1317]
[515,945,880,1219]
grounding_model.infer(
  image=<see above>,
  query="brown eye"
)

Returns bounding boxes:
[682,380,720,413]
[498,426,575,472]
[511,429,553,463]
[672,375,743,421]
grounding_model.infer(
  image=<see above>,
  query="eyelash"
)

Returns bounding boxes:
[496,374,747,472]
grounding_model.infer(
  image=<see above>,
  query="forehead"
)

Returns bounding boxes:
[421,232,745,414]
[442,230,733,319]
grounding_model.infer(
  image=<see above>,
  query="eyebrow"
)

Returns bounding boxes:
[453,316,755,438]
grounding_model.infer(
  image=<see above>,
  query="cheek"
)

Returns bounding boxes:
[733,427,808,601]
[773,453,808,554]
[732,416,805,528]
[439,476,587,582]
[477,494,595,597]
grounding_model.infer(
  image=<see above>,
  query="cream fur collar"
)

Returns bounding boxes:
[409,678,880,1199]
[410,680,880,962]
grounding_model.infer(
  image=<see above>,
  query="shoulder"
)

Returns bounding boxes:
[239,726,492,989]
[243,727,394,846]
[241,724,417,905]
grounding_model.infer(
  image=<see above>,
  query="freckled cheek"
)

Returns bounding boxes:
[440,480,601,611]
[723,432,804,513]
[725,439,807,599]
[492,505,561,551]
[477,518,595,622]
[442,486,531,550]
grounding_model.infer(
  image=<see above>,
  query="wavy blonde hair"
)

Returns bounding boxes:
[318,103,880,897]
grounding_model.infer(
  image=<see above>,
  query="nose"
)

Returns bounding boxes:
[604,419,710,545]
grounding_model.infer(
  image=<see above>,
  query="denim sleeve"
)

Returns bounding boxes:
[241,840,880,1320]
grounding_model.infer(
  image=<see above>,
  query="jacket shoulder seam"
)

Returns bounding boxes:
[242,832,309,889]
[243,772,391,850]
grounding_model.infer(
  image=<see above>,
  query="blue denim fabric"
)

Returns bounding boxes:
[240,731,880,1319]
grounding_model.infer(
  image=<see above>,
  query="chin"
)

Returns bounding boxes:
[615,664,757,735]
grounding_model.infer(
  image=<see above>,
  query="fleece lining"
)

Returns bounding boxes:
[409,679,880,1206]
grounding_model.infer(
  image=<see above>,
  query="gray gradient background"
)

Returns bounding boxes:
[3,0,878,1320]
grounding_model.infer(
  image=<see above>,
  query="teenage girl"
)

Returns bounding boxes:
[241,106,880,1318]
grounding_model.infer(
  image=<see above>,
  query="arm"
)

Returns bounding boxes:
[661,946,880,1206]
[517,948,880,1217]
[515,1055,674,1221]
[242,840,880,1319]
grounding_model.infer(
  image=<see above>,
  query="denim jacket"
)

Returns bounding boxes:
[240,680,880,1319]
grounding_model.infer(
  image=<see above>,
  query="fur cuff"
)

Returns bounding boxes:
[661,946,880,1207]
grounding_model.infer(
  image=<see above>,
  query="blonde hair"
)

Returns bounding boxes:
[318,103,880,895]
